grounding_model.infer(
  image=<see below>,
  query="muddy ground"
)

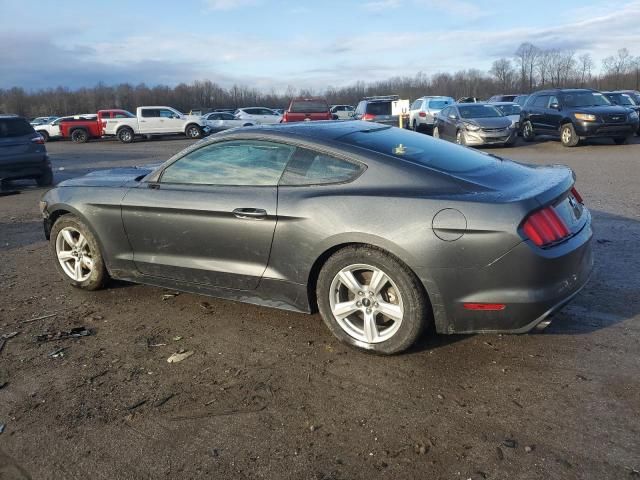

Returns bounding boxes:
[1,135,639,479]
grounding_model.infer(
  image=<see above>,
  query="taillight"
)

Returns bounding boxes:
[31,136,45,144]
[522,206,570,247]
[362,113,376,121]
[570,186,583,204]
[419,112,427,117]
[282,111,289,122]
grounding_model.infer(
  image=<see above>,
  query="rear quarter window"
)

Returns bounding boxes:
[0,118,35,138]
[280,147,363,185]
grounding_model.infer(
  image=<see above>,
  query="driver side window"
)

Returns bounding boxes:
[160,140,295,186]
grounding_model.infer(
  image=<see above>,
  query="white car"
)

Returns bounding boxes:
[409,96,455,132]
[102,106,210,143]
[234,107,282,125]
[204,112,254,131]
[492,102,522,130]
[30,116,59,126]
[35,114,95,142]
[330,105,355,119]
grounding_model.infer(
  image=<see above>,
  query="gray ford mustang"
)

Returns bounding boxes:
[41,121,593,354]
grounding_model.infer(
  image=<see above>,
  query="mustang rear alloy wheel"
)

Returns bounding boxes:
[50,215,108,290]
[317,246,429,355]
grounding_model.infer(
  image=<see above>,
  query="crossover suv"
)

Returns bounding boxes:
[408,96,455,133]
[0,115,52,187]
[330,105,355,120]
[433,103,515,147]
[353,95,406,127]
[234,108,282,125]
[488,94,524,103]
[603,91,640,134]
[520,89,639,147]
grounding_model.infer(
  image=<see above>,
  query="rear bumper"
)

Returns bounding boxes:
[0,155,50,181]
[574,120,638,137]
[417,210,594,334]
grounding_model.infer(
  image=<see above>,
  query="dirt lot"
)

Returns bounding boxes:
[1,135,639,479]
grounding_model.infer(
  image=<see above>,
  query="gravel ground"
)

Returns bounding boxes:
[0,134,639,479]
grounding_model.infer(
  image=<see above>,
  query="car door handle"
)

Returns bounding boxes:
[232,208,267,220]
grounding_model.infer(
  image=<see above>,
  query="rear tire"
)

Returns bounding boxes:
[433,126,440,139]
[38,131,49,142]
[522,120,535,142]
[50,215,108,291]
[316,245,429,355]
[117,127,134,144]
[412,120,418,132]
[36,169,53,187]
[71,129,89,144]
[560,123,579,147]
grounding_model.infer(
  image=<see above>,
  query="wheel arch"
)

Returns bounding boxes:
[45,204,111,274]
[305,241,434,326]
[184,122,202,133]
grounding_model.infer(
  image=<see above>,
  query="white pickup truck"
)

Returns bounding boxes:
[103,106,210,143]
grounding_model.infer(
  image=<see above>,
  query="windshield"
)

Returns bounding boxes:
[338,126,498,174]
[608,93,635,106]
[428,99,452,109]
[289,100,329,113]
[494,104,521,116]
[560,91,611,107]
[458,105,502,119]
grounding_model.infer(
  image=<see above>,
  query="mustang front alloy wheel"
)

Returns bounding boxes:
[50,215,108,290]
[317,246,429,354]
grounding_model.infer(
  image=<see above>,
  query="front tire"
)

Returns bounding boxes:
[50,215,108,290]
[456,130,465,145]
[117,127,134,144]
[522,120,535,142]
[560,123,579,147]
[613,136,630,145]
[316,246,429,355]
[186,124,203,139]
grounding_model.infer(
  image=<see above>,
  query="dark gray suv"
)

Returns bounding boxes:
[0,115,52,187]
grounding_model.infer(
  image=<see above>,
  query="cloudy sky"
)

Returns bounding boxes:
[1,0,639,91]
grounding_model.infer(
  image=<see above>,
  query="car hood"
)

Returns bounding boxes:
[572,105,630,115]
[464,117,512,128]
[58,166,157,188]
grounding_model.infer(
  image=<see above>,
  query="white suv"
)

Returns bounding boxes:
[409,96,455,133]
[234,107,282,124]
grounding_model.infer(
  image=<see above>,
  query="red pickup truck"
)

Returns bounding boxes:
[282,98,333,123]
[60,109,134,143]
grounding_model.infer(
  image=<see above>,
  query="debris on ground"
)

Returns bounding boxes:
[36,327,93,343]
[162,292,180,300]
[0,423,5,434]
[152,393,176,408]
[524,445,534,453]
[413,441,430,455]
[199,302,213,313]
[48,347,66,358]
[502,439,517,448]
[127,399,147,411]
[167,350,194,363]
[22,312,58,324]
[172,336,183,341]
[0,331,19,354]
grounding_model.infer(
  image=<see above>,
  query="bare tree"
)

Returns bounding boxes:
[578,53,594,87]
[489,58,515,92]
[514,42,540,91]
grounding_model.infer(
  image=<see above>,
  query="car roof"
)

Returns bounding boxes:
[492,101,519,105]
[532,88,597,95]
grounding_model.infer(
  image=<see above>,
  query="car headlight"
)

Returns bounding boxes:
[574,113,597,121]
[463,122,480,131]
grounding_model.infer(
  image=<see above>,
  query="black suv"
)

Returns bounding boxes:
[520,89,639,147]
[353,95,405,127]
[1,115,52,187]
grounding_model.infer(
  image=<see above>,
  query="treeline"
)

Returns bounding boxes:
[2,43,639,118]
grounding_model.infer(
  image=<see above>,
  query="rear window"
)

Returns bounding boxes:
[0,118,35,138]
[289,100,329,113]
[428,99,452,109]
[338,126,498,174]
[494,104,521,115]
[365,102,392,116]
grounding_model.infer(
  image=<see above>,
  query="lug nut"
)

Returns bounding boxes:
[356,301,362,307]
[366,308,372,314]
[358,291,364,296]
[374,302,379,307]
